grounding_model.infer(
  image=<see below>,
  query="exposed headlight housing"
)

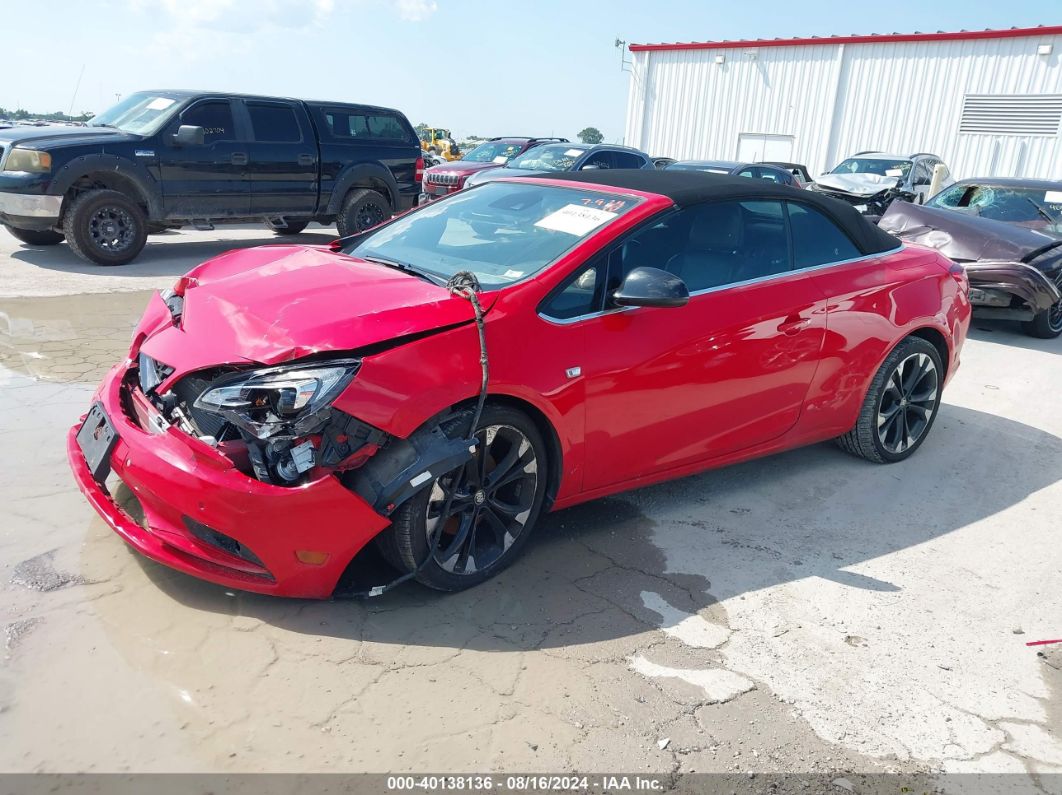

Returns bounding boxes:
[195,360,360,439]
[3,147,52,173]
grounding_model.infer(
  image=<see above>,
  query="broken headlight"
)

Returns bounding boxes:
[194,360,360,440]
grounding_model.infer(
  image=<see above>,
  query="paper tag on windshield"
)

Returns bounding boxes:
[147,97,175,111]
[564,149,583,157]
[885,168,904,177]
[492,156,507,164]
[1045,191,1062,204]
[535,204,617,236]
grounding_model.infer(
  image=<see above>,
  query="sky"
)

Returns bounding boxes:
[1,0,1058,144]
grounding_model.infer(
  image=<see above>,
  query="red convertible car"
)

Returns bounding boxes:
[68,170,970,597]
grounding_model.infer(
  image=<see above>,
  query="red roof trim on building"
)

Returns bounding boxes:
[629,25,1062,53]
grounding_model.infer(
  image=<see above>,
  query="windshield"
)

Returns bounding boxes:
[507,144,587,172]
[88,92,186,135]
[927,183,1062,233]
[462,141,525,164]
[345,182,640,287]
[831,158,912,178]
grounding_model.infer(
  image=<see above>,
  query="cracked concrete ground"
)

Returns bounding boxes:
[0,228,1059,789]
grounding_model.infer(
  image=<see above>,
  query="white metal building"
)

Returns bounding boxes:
[624,26,1062,179]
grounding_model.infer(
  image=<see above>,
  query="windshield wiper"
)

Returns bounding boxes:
[362,255,446,286]
[1022,197,1057,226]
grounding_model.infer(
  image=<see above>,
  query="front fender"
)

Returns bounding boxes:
[51,153,164,218]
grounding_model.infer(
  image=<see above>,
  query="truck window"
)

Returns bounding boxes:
[247,102,302,143]
[181,101,236,144]
[320,109,410,142]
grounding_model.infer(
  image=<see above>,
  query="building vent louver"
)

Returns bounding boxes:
[959,94,1062,136]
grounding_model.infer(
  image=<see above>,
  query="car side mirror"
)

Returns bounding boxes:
[612,267,689,309]
[173,125,205,146]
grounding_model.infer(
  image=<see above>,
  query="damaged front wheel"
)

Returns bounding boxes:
[378,405,548,592]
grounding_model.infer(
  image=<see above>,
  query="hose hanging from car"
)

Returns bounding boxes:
[342,271,489,599]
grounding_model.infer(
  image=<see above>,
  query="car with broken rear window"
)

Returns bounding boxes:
[809,152,953,217]
[879,178,1062,338]
[67,170,970,598]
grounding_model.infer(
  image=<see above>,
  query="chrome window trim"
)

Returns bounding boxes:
[539,245,903,326]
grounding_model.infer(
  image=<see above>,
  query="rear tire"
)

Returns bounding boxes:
[335,189,391,237]
[1022,302,1062,339]
[273,221,308,236]
[4,225,64,245]
[63,189,147,266]
[376,405,549,592]
[835,336,943,464]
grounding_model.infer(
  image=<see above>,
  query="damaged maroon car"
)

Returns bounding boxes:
[68,170,969,598]
[879,179,1062,338]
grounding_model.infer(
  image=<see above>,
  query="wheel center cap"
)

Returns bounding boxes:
[473,490,486,506]
[900,397,909,407]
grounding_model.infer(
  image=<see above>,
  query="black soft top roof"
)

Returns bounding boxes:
[544,169,901,255]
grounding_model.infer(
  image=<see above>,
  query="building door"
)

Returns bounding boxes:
[737,133,794,163]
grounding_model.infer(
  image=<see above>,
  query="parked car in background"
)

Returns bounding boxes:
[765,161,812,187]
[420,137,568,203]
[0,90,423,265]
[809,152,953,217]
[68,170,969,597]
[652,156,677,169]
[423,150,446,168]
[879,178,1062,338]
[464,143,654,187]
[666,159,800,186]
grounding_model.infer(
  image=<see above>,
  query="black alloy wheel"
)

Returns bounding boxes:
[875,352,939,455]
[426,424,538,576]
[377,405,549,591]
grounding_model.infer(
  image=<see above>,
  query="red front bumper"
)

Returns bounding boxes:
[67,363,390,598]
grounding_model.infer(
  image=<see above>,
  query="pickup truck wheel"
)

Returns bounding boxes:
[63,189,147,266]
[4,225,64,246]
[273,221,308,235]
[336,189,390,237]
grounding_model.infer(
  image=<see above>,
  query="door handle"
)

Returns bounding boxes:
[297,153,315,166]
[778,316,810,335]
[231,152,248,166]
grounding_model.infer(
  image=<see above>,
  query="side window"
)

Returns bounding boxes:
[912,160,933,186]
[787,203,860,269]
[611,151,646,169]
[581,151,612,170]
[366,114,407,140]
[317,109,411,142]
[735,167,757,179]
[619,200,791,293]
[181,101,236,144]
[540,262,605,320]
[247,102,302,142]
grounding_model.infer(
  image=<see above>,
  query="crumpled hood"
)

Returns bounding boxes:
[814,172,900,197]
[878,201,1061,263]
[138,245,485,378]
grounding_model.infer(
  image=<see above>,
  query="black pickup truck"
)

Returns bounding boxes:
[0,91,423,265]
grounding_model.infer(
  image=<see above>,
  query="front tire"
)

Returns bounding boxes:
[836,336,943,463]
[1022,301,1062,339]
[335,189,390,237]
[4,225,64,246]
[378,405,549,592]
[63,189,147,266]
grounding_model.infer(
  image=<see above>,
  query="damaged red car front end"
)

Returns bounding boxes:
[66,245,496,597]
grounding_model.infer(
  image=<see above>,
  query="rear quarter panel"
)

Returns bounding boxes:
[796,244,968,440]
